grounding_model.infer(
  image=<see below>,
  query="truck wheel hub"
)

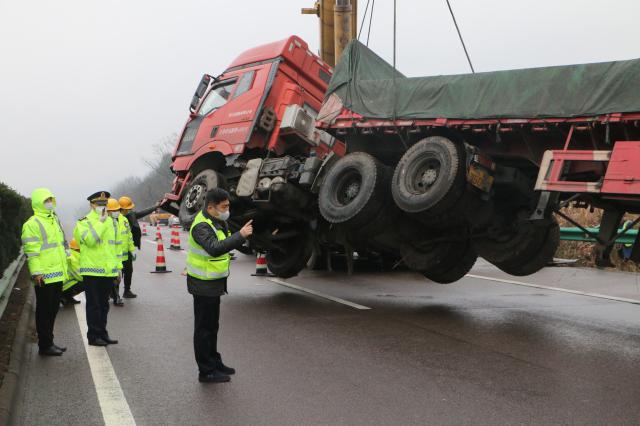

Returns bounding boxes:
[185,184,204,209]
[336,171,362,205]
[421,169,438,186]
[407,158,440,194]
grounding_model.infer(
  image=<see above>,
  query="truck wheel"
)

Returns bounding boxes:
[422,240,477,284]
[392,136,466,217]
[491,219,560,276]
[266,231,313,278]
[178,170,221,227]
[319,152,390,228]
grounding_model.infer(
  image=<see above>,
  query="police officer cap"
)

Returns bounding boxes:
[87,191,111,205]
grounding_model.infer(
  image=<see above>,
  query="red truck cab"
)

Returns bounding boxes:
[162,36,344,224]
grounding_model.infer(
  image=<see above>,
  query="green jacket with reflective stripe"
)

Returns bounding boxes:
[73,210,122,277]
[187,211,231,280]
[21,189,69,285]
[117,214,135,261]
[63,250,82,292]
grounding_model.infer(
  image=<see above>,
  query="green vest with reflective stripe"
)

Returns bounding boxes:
[63,250,83,292]
[187,211,231,281]
[117,214,135,261]
[72,210,121,277]
[21,213,69,285]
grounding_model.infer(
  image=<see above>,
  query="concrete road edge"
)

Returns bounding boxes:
[0,277,34,425]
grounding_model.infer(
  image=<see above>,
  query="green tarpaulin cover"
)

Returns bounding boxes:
[325,40,640,120]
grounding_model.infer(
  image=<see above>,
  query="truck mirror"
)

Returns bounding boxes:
[190,74,211,112]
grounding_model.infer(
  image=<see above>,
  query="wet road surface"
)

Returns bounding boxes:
[12,227,640,425]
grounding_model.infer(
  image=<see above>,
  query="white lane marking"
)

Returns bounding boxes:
[466,274,640,305]
[74,299,136,425]
[267,278,371,310]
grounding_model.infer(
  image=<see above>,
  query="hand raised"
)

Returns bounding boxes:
[240,220,253,238]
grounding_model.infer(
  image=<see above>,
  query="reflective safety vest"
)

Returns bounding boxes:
[186,211,231,280]
[117,214,135,261]
[73,210,122,277]
[22,210,69,285]
[63,250,83,292]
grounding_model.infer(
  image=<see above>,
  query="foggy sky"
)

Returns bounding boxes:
[1,0,639,220]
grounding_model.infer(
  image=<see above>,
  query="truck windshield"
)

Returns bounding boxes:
[198,79,236,116]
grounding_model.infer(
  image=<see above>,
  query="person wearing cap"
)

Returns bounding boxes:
[110,199,132,306]
[73,191,122,347]
[118,196,155,298]
[61,238,84,306]
[21,188,69,356]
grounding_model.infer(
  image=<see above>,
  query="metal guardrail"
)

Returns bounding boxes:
[0,252,26,320]
[560,227,638,244]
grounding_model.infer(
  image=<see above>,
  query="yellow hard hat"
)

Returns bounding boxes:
[69,239,80,251]
[118,196,135,210]
[107,198,121,211]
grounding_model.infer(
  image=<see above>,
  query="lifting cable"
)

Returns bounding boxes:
[357,0,376,46]
[445,0,475,73]
[357,0,371,40]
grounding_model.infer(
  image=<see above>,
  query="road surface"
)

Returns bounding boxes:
[12,226,640,425]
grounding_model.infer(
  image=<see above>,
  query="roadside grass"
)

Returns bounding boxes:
[554,206,640,272]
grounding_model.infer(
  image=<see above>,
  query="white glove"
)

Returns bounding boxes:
[131,252,137,261]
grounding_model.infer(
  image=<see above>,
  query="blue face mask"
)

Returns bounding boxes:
[43,201,54,211]
[219,210,230,221]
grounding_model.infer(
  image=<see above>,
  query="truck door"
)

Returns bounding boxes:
[190,63,274,156]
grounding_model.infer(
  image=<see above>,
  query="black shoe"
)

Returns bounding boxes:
[39,346,63,356]
[113,297,124,306]
[103,336,118,345]
[198,371,231,383]
[123,290,137,299]
[217,362,236,375]
[53,344,67,352]
[88,338,108,347]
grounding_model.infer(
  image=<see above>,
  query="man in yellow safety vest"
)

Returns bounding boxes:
[21,188,69,356]
[73,192,122,347]
[186,188,253,383]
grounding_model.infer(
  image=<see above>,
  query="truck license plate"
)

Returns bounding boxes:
[467,165,494,193]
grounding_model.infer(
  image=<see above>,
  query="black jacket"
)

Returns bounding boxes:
[125,206,155,250]
[187,209,246,297]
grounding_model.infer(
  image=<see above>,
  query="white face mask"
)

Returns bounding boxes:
[111,211,120,218]
[218,210,230,221]
[94,206,105,215]
[43,201,54,211]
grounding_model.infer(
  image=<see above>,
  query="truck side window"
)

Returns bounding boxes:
[232,70,255,100]
[198,79,236,116]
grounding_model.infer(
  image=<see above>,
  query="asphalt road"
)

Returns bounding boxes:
[12,227,640,425]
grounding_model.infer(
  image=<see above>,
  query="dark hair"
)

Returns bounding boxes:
[205,188,230,206]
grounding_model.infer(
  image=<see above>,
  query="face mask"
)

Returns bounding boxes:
[111,211,120,218]
[43,201,54,211]
[218,210,230,221]
[94,206,105,215]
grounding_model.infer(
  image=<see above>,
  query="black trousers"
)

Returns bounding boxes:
[193,294,222,374]
[83,276,114,341]
[122,256,133,291]
[34,281,63,349]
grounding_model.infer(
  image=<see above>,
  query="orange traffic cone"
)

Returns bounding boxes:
[150,239,172,273]
[142,222,148,236]
[169,225,182,250]
[251,252,274,277]
[155,226,162,241]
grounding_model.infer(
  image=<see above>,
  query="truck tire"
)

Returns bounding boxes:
[392,136,466,218]
[178,170,221,227]
[319,152,390,228]
[422,240,478,284]
[266,230,313,278]
[492,219,560,276]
